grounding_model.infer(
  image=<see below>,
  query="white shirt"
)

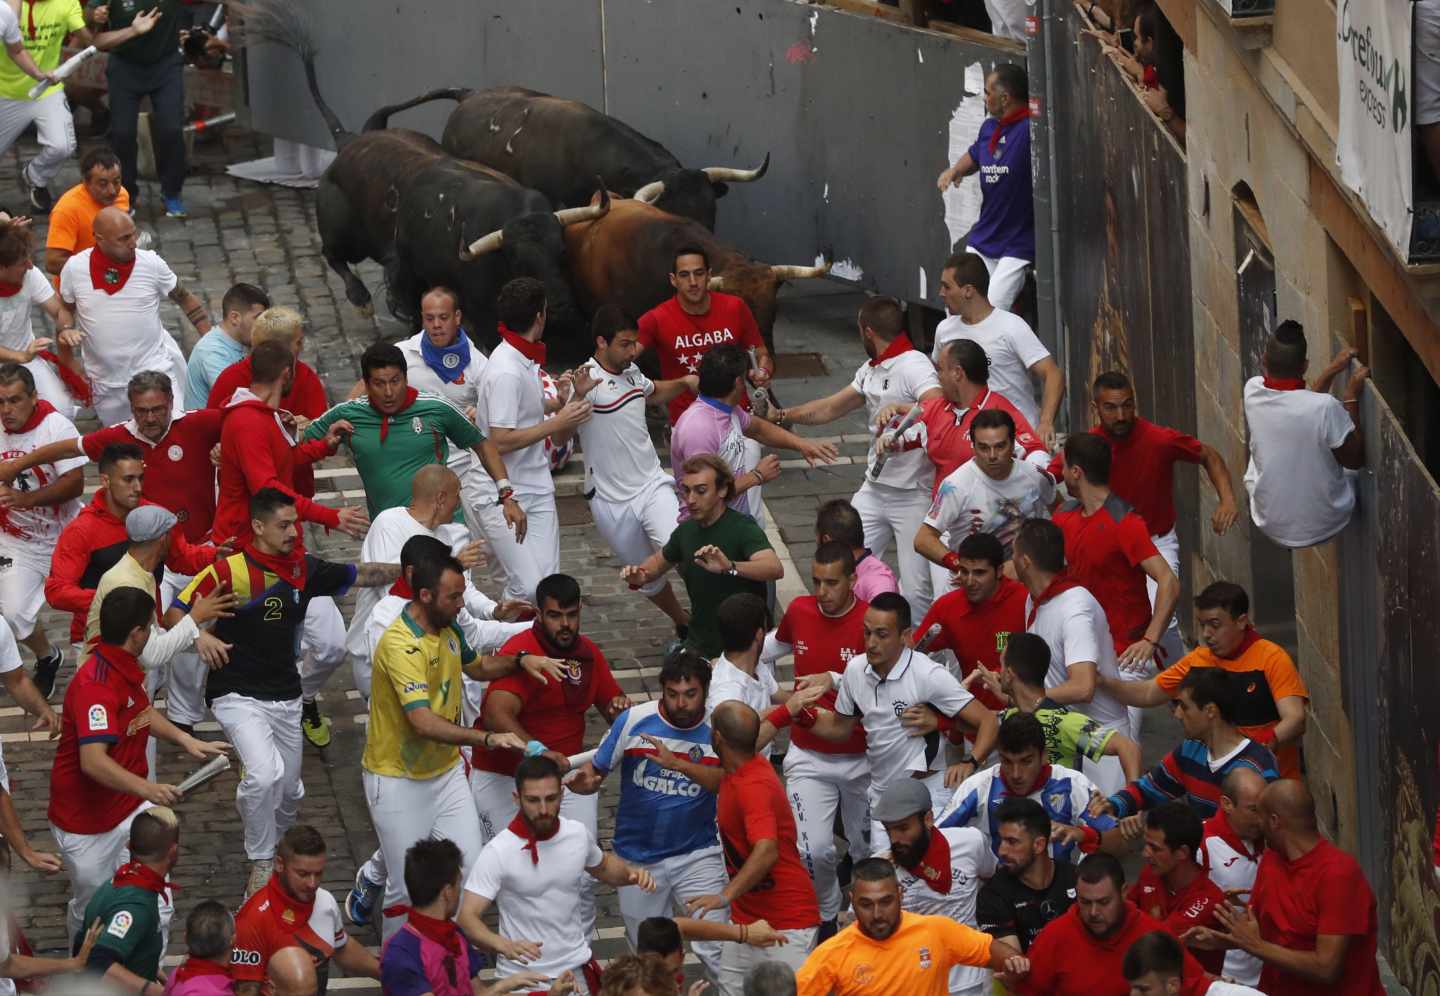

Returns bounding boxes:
[1024,586,1127,730]
[932,308,1050,426]
[60,248,179,390]
[474,340,551,495]
[0,623,18,792]
[983,0,1032,41]
[851,349,940,492]
[465,815,604,979]
[0,268,55,352]
[1199,824,1263,986]
[575,357,671,504]
[398,330,489,482]
[1242,377,1356,548]
[0,406,85,547]
[707,654,780,758]
[834,649,973,806]
[892,825,997,994]
[924,458,1054,558]
[0,4,19,46]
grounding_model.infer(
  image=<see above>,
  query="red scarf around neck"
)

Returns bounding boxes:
[259,874,315,930]
[1261,375,1306,391]
[373,386,420,443]
[380,908,466,960]
[90,246,137,295]
[12,398,56,434]
[899,828,954,894]
[0,278,22,297]
[243,540,308,590]
[24,0,37,39]
[172,958,230,985]
[868,333,916,367]
[988,106,1032,155]
[1203,807,1261,865]
[1025,572,1084,628]
[498,323,547,365]
[389,576,414,598]
[1003,763,1053,799]
[1217,626,1262,660]
[507,811,559,865]
[113,860,177,895]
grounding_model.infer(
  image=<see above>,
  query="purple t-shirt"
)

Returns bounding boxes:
[853,550,900,602]
[670,396,756,520]
[380,924,487,996]
[966,115,1035,261]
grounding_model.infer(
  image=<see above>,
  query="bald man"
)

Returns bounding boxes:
[58,207,213,424]
[266,947,318,996]
[1195,767,1267,985]
[1184,781,1383,996]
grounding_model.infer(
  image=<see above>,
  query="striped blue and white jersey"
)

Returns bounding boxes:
[575,358,672,504]
[937,762,1117,863]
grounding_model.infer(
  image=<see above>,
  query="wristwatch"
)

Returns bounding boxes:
[726,564,739,577]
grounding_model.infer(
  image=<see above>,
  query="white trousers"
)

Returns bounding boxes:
[158,569,206,727]
[783,745,871,921]
[851,480,934,622]
[467,491,559,603]
[0,89,76,189]
[0,539,49,640]
[717,926,816,996]
[364,764,484,941]
[965,246,1030,313]
[1147,528,1186,666]
[211,694,303,861]
[619,846,730,979]
[298,596,348,701]
[50,803,171,946]
[589,478,680,597]
[91,340,186,427]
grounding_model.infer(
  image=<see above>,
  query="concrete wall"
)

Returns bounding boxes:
[241,0,1021,315]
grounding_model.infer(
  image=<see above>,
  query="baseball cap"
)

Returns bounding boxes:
[126,505,177,543]
[873,779,934,824]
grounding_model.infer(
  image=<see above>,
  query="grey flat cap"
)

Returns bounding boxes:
[126,505,177,543]
[873,778,934,824]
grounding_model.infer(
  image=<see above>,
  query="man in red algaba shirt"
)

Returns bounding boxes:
[708,700,819,987]
[637,244,774,424]
[1127,802,1226,975]
[48,586,228,942]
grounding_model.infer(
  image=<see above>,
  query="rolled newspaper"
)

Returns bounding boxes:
[912,622,943,653]
[28,45,97,99]
[561,749,597,785]
[175,754,232,795]
[746,348,775,419]
[870,402,924,477]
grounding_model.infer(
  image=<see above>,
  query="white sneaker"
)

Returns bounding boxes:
[246,858,274,898]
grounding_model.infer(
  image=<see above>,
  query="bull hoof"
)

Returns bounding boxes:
[355,301,375,319]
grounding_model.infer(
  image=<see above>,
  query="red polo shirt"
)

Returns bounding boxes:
[774,595,868,755]
[1017,902,1204,995]
[80,409,225,542]
[1126,865,1226,975]
[1046,419,1206,538]
[718,754,819,928]
[1053,495,1160,658]
[909,389,1045,495]
[48,644,150,834]
[1252,840,1384,996]
[913,577,1027,711]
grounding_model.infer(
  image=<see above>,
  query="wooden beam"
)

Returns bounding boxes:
[814,0,909,23]
[926,18,1026,52]
[1154,0,1198,52]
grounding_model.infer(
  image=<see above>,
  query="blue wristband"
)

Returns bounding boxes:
[524,740,546,758]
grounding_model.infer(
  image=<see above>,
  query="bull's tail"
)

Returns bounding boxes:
[229,1,349,143]
[361,88,474,133]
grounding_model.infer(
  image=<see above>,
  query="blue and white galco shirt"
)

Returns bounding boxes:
[937,762,1116,863]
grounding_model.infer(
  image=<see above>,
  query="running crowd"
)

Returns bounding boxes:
[0,71,1386,996]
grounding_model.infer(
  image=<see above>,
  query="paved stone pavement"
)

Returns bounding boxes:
[0,123,1182,985]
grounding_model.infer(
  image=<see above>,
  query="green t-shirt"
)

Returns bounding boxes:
[1002,703,1116,770]
[81,882,164,980]
[0,0,86,100]
[304,393,485,517]
[661,508,772,657]
[103,0,180,66]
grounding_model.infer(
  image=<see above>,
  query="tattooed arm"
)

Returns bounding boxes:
[168,283,213,333]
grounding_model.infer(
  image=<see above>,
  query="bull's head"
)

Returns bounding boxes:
[458,186,611,261]
[630,154,769,230]
[706,254,832,350]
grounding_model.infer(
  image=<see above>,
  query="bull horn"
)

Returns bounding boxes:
[708,276,727,291]
[702,152,770,184]
[460,228,505,261]
[633,180,665,204]
[554,184,611,226]
[771,260,832,281]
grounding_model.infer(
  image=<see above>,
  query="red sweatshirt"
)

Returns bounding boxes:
[213,391,339,545]
[45,491,218,644]
[207,357,329,498]
[1017,902,1205,996]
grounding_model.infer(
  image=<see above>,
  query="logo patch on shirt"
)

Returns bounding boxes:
[106,911,133,938]
[687,745,705,762]
[412,416,424,434]
[447,637,458,655]
[442,353,461,369]
[87,704,109,732]
[401,681,428,694]
[918,946,932,970]
[231,948,261,966]
[167,445,184,462]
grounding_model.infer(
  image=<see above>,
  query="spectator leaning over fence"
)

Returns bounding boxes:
[45,147,129,287]
[936,64,1035,315]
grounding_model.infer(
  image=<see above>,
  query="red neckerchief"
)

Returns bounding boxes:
[12,398,56,434]
[1261,375,1306,391]
[1024,572,1085,628]
[373,386,420,443]
[24,0,36,39]
[34,350,92,405]
[112,860,178,895]
[532,621,597,710]
[1002,763,1052,797]
[259,874,315,931]
[243,541,308,590]
[94,643,146,689]
[899,828,954,894]
[1142,64,1159,89]
[172,958,231,985]
[507,811,559,865]
[377,907,466,960]
[498,323,547,365]
[1216,627,1262,661]
[0,279,22,297]
[89,246,137,295]
[868,333,916,367]
[988,106,1032,155]
[1202,807,1261,865]
[389,576,414,598]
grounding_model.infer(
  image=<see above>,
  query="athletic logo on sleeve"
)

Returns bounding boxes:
[87,704,109,732]
[106,911,133,938]
[918,946,932,970]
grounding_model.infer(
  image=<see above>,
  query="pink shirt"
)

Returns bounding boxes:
[853,551,899,602]
[670,396,756,520]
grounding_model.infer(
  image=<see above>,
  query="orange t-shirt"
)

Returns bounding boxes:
[796,912,993,996]
[46,182,132,282]
[1155,633,1309,778]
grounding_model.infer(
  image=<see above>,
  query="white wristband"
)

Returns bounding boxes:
[496,478,511,491]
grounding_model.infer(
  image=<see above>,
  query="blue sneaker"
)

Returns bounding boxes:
[345,867,382,926]
[162,195,188,219]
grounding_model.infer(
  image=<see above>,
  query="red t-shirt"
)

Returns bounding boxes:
[471,629,623,776]
[1046,419,1206,538]
[1252,840,1384,996]
[775,596,868,755]
[80,409,224,542]
[207,357,330,498]
[1053,496,1160,657]
[717,754,820,928]
[1018,902,1205,996]
[232,876,342,991]
[48,645,150,834]
[1126,866,1227,975]
[911,388,1045,495]
[637,293,764,423]
[913,577,1027,711]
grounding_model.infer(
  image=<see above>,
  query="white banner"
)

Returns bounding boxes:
[1335,0,1414,259]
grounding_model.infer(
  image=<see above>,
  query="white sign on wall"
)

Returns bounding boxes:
[1335,0,1414,259]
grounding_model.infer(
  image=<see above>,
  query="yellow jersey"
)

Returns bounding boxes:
[796,912,994,996]
[362,610,476,780]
